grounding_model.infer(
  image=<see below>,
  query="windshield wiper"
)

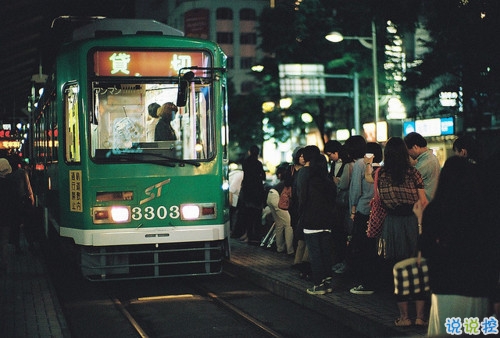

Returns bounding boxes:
[100,149,201,167]
[137,152,201,167]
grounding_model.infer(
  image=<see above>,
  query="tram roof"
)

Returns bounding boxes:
[72,18,184,41]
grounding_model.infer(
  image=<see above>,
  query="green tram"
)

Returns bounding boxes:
[31,19,230,280]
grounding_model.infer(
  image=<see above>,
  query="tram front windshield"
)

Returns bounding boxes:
[90,81,215,163]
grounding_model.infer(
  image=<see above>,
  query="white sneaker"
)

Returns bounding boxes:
[307,284,327,295]
[350,284,374,295]
[322,277,333,293]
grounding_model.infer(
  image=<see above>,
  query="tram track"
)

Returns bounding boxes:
[112,297,150,338]
[49,251,363,338]
[187,278,284,338]
[109,275,284,338]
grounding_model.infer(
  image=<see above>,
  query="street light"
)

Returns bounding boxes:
[325,20,380,141]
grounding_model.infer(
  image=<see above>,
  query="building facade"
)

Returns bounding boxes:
[135,0,269,95]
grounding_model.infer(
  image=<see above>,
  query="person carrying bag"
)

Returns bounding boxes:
[366,167,386,238]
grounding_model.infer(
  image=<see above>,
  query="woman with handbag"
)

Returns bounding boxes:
[376,137,428,327]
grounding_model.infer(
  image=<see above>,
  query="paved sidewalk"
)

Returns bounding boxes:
[226,238,428,337]
[0,240,69,338]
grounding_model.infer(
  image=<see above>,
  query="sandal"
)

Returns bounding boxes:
[415,318,428,326]
[395,318,412,327]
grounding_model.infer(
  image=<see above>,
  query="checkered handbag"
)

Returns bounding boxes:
[366,168,387,238]
[393,257,430,296]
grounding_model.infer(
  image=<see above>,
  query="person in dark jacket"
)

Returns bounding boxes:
[154,102,178,141]
[292,146,318,278]
[237,145,266,243]
[414,156,498,335]
[298,149,337,295]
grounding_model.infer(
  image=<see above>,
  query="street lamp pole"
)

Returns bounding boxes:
[326,20,379,141]
[371,20,379,142]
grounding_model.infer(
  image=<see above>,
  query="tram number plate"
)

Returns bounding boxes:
[131,205,180,221]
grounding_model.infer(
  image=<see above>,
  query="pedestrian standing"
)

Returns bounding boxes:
[286,148,309,273]
[0,158,13,273]
[300,152,336,295]
[414,156,498,335]
[345,135,378,295]
[325,142,354,274]
[8,155,35,253]
[377,137,428,326]
[228,162,244,236]
[293,146,320,278]
[452,134,480,164]
[404,132,440,202]
[238,145,266,243]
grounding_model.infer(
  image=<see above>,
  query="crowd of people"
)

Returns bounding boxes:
[229,133,499,335]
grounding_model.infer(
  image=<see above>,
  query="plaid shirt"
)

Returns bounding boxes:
[377,167,424,209]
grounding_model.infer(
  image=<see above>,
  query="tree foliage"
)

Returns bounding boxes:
[229,0,500,153]
[412,0,500,128]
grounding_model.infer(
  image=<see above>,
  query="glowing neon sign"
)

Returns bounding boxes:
[93,50,211,77]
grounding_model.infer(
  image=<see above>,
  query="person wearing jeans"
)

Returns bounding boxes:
[297,149,337,295]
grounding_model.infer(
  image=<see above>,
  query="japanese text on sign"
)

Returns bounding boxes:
[93,50,210,77]
[70,170,83,212]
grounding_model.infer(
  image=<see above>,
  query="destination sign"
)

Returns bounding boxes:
[93,50,211,77]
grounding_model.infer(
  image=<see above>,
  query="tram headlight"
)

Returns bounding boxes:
[110,206,131,223]
[181,205,200,220]
[93,206,131,224]
[180,203,217,220]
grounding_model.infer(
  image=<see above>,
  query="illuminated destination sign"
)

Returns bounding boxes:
[93,51,211,77]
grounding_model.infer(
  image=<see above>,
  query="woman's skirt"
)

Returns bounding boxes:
[378,213,418,261]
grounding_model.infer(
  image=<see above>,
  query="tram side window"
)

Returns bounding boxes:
[32,88,58,170]
[65,84,81,163]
